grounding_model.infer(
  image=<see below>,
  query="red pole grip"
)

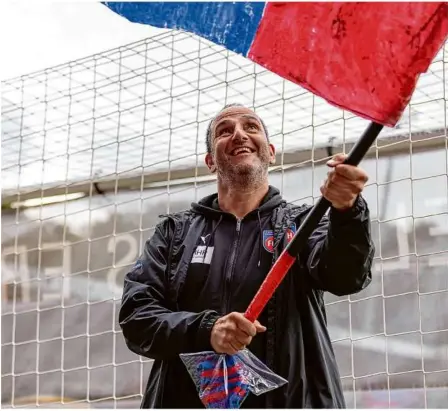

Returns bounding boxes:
[244,249,296,322]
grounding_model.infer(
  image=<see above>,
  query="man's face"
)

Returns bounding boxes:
[205,106,275,187]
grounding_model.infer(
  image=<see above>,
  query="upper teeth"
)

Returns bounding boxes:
[232,147,251,155]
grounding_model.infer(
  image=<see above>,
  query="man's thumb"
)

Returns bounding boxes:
[327,153,347,167]
[254,320,267,332]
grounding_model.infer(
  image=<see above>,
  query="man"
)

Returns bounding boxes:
[120,104,375,408]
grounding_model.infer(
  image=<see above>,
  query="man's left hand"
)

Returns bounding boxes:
[320,153,368,210]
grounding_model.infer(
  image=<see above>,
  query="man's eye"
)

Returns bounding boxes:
[218,128,232,136]
[246,123,259,131]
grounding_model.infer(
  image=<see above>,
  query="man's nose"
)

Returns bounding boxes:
[231,124,248,142]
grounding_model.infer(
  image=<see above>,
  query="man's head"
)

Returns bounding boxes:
[205,104,276,188]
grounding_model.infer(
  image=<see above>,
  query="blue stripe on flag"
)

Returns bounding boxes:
[104,2,265,56]
[198,360,218,370]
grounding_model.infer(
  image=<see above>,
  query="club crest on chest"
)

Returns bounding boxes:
[263,223,296,253]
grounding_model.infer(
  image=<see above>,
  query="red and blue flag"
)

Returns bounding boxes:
[105,2,447,126]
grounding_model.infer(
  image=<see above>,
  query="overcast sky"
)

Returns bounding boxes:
[1,1,166,80]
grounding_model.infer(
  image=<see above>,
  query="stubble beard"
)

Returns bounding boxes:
[215,150,270,190]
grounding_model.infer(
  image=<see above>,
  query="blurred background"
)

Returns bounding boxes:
[1,2,447,409]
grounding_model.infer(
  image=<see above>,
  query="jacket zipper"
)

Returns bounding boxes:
[224,218,242,314]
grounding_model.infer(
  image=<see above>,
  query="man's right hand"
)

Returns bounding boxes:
[210,312,267,355]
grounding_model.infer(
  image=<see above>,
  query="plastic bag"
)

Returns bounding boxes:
[180,349,287,408]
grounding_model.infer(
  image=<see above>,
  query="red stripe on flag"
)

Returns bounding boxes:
[202,385,247,405]
[206,376,243,390]
[248,2,448,126]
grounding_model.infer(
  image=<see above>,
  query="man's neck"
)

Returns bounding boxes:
[217,181,270,219]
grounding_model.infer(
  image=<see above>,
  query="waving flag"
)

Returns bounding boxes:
[104,2,447,126]
[106,2,448,408]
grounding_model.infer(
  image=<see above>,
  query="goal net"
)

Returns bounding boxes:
[2,30,447,408]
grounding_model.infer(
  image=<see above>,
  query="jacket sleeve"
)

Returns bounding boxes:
[301,195,375,296]
[118,218,220,360]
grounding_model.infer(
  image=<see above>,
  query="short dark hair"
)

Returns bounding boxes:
[205,103,269,154]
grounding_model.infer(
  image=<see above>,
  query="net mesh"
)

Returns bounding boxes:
[1,30,447,408]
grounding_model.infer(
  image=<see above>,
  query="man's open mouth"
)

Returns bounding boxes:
[230,147,255,156]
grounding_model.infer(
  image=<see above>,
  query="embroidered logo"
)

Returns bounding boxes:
[263,223,297,253]
[285,223,297,243]
[200,234,211,244]
[263,230,274,253]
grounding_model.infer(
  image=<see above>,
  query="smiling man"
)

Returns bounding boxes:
[119,104,375,408]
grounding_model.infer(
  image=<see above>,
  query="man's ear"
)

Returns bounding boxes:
[205,152,216,173]
[269,143,276,165]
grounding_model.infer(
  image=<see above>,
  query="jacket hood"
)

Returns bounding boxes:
[191,186,285,219]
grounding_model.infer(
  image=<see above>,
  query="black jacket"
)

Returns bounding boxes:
[119,186,374,408]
